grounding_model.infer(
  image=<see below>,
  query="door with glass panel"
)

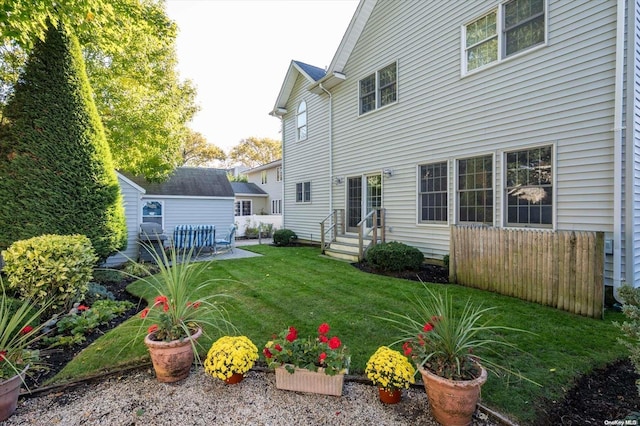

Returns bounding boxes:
[346,174,382,232]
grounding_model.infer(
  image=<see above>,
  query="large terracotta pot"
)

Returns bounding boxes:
[0,366,28,422]
[419,365,487,426]
[144,328,202,383]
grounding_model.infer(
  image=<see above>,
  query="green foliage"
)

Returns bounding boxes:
[44,300,134,348]
[273,229,297,246]
[181,131,226,166]
[1,1,198,180]
[365,241,424,272]
[228,137,282,168]
[2,234,97,316]
[615,285,640,395]
[92,269,124,286]
[84,282,115,306]
[121,260,157,278]
[443,254,450,269]
[0,21,126,260]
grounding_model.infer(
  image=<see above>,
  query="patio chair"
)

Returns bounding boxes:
[215,225,236,254]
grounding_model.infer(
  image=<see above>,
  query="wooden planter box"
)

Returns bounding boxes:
[275,366,345,396]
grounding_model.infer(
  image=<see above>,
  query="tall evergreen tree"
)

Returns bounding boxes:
[0,21,126,260]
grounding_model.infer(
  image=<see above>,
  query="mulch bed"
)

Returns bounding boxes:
[352,261,640,424]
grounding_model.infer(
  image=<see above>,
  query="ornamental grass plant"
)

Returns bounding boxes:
[263,322,350,376]
[365,346,415,391]
[204,335,258,381]
[382,282,537,383]
[127,243,236,360]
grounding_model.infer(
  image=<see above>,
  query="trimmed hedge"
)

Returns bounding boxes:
[2,234,97,316]
[273,229,297,246]
[0,21,126,260]
[365,241,424,272]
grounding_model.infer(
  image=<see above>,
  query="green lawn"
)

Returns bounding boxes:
[54,245,626,424]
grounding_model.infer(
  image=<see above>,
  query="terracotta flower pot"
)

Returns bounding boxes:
[0,366,28,422]
[419,365,487,426]
[378,387,402,404]
[224,372,244,384]
[144,328,202,383]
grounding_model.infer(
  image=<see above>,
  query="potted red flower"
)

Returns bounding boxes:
[263,322,349,396]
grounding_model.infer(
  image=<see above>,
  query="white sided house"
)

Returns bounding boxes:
[271,0,640,298]
[107,167,234,265]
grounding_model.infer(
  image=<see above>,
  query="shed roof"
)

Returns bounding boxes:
[120,167,234,197]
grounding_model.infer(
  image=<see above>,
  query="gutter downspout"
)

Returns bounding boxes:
[318,83,333,224]
[613,0,625,295]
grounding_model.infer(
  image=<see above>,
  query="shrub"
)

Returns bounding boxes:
[365,241,424,272]
[84,282,115,305]
[92,269,124,286]
[2,234,97,316]
[273,229,297,246]
[0,21,126,261]
[615,285,640,395]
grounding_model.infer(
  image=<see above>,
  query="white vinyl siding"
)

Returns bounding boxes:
[630,0,640,286]
[319,0,616,263]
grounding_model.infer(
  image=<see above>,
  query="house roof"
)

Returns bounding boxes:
[230,182,268,196]
[270,1,377,110]
[245,159,282,174]
[120,167,234,197]
[271,61,326,114]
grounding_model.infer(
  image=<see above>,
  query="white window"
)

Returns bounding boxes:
[296,182,311,203]
[419,162,448,223]
[271,199,282,214]
[457,155,493,224]
[142,201,163,225]
[234,200,252,216]
[276,166,283,182]
[464,0,545,73]
[359,62,397,115]
[505,145,552,227]
[297,101,307,141]
[261,170,267,184]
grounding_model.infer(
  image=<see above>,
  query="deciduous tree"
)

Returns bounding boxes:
[228,137,282,168]
[180,131,226,167]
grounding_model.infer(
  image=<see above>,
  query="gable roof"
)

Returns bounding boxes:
[120,167,234,198]
[245,159,282,174]
[270,0,377,109]
[231,182,268,196]
[271,61,326,114]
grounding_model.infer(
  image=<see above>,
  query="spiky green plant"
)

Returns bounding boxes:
[381,283,538,384]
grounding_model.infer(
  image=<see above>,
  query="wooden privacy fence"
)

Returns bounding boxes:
[449,226,604,318]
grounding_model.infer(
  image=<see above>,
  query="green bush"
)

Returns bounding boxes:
[2,234,97,316]
[92,269,124,286]
[615,285,640,395]
[84,282,115,305]
[273,229,297,246]
[365,241,424,272]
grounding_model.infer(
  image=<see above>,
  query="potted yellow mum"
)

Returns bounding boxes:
[365,346,415,404]
[204,336,258,384]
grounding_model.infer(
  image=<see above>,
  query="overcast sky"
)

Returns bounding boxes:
[165,0,360,152]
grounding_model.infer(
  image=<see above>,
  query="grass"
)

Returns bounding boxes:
[53,245,626,424]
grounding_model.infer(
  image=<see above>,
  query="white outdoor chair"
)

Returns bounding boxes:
[215,225,236,254]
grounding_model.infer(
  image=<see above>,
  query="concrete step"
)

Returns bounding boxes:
[329,241,360,254]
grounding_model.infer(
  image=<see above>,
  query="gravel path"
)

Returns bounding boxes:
[4,369,498,425]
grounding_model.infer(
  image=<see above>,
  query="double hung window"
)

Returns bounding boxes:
[359,62,397,115]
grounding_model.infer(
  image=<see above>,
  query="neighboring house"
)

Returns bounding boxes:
[231,160,284,236]
[271,0,640,291]
[106,167,234,265]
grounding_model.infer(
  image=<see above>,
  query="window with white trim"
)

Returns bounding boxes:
[142,201,163,225]
[271,199,282,214]
[464,0,545,73]
[359,62,397,115]
[295,182,311,203]
[457,155,493,224]
[505,145,552,227]
[419,162,448,223]
[261,170,267,184]
[276,166,283,182]
[234,200,252,216]
[297,101,307,141]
